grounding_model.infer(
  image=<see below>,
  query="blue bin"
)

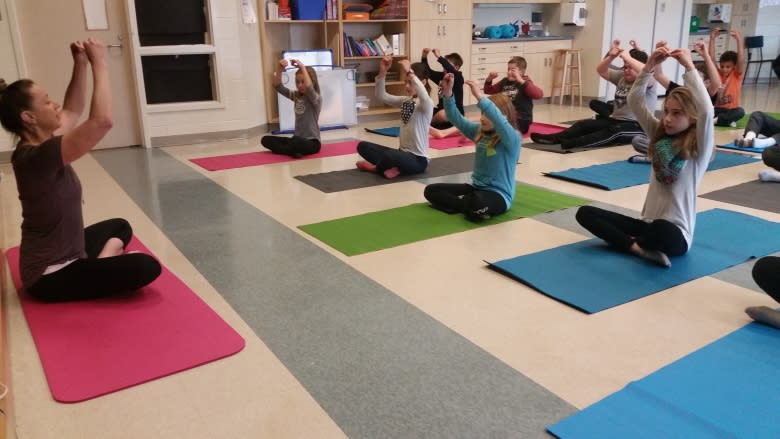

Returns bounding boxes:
[292,0,326,20]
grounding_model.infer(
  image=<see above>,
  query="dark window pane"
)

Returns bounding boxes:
[135,0,207,46]
[141,55,214,104]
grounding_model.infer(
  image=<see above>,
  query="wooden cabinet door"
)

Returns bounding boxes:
[411,0,471,21]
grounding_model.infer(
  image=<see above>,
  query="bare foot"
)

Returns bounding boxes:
[383,167,401,179]
[429,127,445,139]
[356,160,376,172]
[745,306,780,329]
[630,242,671,267]
[98,237,125,258]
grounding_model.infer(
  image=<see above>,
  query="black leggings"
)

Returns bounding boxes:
[27,218,162,302]
[752,256,780,304]
[357,141,428,175]
[556,118,645,150]
[424,183,507,220]
[763,146,780,171]
[261,135,321,157]
[714,107,746,126]
[575,205,688,256]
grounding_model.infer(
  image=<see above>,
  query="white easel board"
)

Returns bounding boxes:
[277,68,357,132]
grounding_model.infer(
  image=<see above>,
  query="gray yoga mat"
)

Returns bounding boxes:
[295,152,476,193]
[701,180,780,214]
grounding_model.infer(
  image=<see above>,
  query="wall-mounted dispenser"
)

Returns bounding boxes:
[560,2,587,26]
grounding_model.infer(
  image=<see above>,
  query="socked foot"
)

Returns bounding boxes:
[356,160,377,172]
[383,167,401,179]
[631,243,671,267]
[745,306,780,329]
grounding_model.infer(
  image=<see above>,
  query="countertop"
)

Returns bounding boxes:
[473,36,573,43]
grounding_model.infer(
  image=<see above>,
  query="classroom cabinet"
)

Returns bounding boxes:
[410,0,471,21]
[470,39,572,104]
[410,2,472,105]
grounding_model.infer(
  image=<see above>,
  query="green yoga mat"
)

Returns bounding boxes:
[299,184,590,256]
[716,111,780,130]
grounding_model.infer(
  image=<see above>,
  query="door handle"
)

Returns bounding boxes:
[108,44,123,48]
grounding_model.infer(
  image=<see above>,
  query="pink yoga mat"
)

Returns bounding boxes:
[525,122,566,138]
[427,123,565,150]
[429,135,475,150]
[5,237,245,403]
[190,139,359,171]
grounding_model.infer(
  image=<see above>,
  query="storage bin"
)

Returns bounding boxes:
[292,0,326,20]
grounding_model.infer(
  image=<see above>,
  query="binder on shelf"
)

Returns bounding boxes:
[391,33,405,56]
[375,34,392,56]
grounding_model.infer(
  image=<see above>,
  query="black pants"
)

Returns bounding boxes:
[556,118,644,150]
[763,146,780,171]
[517,119,531,135]
[424,183,506,220]
[357,141,428,175]
[747,111,780,145]
[28,218,162,302]
[261,135,321,157]
[575,205,688,256]
[714,107,745,126]
[589,99,613,119]
[753,256,780,304]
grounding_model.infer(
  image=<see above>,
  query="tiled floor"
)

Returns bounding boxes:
[1,82,779,438]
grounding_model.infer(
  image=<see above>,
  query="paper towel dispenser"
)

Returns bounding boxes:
[561,3,587,26]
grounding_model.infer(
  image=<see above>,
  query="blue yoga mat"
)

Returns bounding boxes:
[548,320,780,438]
[488,208,780,313]
[365,126,401,137]
[717,142,769,154]
[545,152,759,190]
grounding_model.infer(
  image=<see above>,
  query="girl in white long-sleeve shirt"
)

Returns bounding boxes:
[356,56,433,179]
[575,46,715,267]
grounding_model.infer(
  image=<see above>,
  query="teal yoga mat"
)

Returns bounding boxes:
[548,320,780,438]
[717,141,768,154]
[365,126,400,137]
[299,184,590,256]
[544,152,759,190]
[488,208,780,313]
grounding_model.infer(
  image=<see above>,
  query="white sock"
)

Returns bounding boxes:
[758,169,780,182]
[744,131,757,140]
[753,137,777,148]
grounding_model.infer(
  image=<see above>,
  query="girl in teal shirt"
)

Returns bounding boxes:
[424,74,521,221]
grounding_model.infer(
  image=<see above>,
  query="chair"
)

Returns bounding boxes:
[743,36,773,84]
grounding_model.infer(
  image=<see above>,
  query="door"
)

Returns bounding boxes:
[13,0,141,148]
[0,0,21,151]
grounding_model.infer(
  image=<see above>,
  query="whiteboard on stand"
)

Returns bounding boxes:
[277,68,358,132]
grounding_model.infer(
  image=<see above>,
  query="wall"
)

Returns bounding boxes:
[12,0,267,146]
[145,2,267,142]
[756,4,780,64]
[565,0,608,98]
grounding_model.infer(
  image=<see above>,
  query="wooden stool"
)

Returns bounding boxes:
[550,49,583,106]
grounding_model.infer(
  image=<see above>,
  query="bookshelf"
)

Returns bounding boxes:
[259,1,410,122]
